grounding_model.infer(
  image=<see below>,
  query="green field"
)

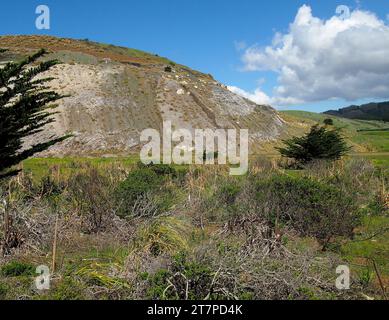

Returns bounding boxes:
[22,153,389,182]
[22,156,139,181]
[281,110,389,131]
[352,131,389,152]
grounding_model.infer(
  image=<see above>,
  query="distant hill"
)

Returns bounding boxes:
[324,101,389,122]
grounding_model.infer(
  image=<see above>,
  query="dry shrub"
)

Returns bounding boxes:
[128,216,191,257]
[136,234,358,300]
[68,168,115,233]
[0,194,56,257]
[304,158,376,188]
[0,165,135,259]
[189,236,359,300]
[249,156,278,175]
[304,158,385,215]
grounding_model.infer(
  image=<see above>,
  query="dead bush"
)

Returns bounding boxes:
[68,168,114,233]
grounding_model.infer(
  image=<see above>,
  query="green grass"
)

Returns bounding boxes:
[22,155,139,180]
[341,215,389,280]
[22,156,193,181]
[349,154,389,170]
[369,156,389,169]
[281,110,389,131]
[97,41,176,64]
[352,131,389,152]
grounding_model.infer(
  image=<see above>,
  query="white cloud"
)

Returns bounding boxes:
[227,85,271,105]
[238,5,389,106]
[227,85,304,107]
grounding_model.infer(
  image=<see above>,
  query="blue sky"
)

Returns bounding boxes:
[1,0,389,112]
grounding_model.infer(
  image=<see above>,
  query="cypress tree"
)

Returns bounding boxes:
[0,48,69,178]
[277,124,350,165]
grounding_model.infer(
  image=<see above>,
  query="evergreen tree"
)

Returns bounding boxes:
[323,118,334,126]
[277,125,350,165]
[0,49,69,179]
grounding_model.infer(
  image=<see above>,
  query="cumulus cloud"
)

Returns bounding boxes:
[234,5,389,106]
[227,85,303,106]
[227,85,271,105]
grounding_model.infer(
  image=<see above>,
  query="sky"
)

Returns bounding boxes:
[1,0,389,112]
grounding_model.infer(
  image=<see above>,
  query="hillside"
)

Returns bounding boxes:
[324,101,389,122]
[0,35,285,156]
[281,110,389,152]
[1,37,389,302]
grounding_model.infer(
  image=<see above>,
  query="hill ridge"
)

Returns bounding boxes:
[324,101,389,122]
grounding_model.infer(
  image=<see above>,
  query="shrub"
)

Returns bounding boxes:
[1,261,35,277]
[143,253,222,300]
[218,182,241,206]
[322,159,381,211]
[133,217,190,256]
[39,175,66,197]
[115,164,178,218]
[143,269,171,299]
[50,277,86,300]
[68,168,113,233]
[324,118,334,126]
[277,125,350,166]
[357,268,373,288]
[254,174,360,250]
[215,179,245,223]
[0,282,8,299]
[138,163,177,177]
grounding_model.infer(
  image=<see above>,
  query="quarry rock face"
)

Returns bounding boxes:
[0,35,286,156]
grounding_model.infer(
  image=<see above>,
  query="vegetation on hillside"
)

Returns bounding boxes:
[0,35,175,66]
[325,101,389,122]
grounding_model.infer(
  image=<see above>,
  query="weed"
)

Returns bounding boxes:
[1,261,35,277]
